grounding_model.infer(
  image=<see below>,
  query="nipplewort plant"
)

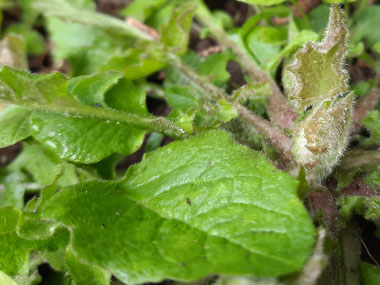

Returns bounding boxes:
[0,0,380,284]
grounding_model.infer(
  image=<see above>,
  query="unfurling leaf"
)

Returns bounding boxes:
[289,6,353,182]
[287,5,349,113]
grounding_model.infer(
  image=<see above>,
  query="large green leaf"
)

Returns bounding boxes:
[0,66,163,163]
[42,131,315,284]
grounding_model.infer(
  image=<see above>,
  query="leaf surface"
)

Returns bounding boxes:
[0,66,152,163]
[42,131,315,284]
[0,106,31,148]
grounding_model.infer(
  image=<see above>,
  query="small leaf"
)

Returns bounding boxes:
[67,71,123,107]
[360,111,380,147]
[246,26,287,70]
[42,131,315,284]
[160,1,197,55]
[214,99,238,123]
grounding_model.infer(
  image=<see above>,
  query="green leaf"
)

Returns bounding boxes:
[0,207,35,276]
[0,66,174,163]
[214,99,238,123]
[103,43,168,80]
[34,0,154,41]
[160,1,197,55]
[0,106,31,148]
[10,144,79,186]
[30,111,146,164]
[236,0,285,6]
[361,262,380,285]
[287,5,349,113]
[197,50,233,86]
[267,30,319,73]
[42,131,315,284]
[67,71,123,107]
[246,26,287,70]
[46,17,120,76]
[65,247,111,285]
[352,6,380,48]
[360,111,380,147]
[0,34,27,69]
[164,85,200,110]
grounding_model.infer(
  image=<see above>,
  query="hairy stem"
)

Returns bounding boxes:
[234,104,292,159]
[170,55,293,160]
[195,11,297,130]
[339,149,380,171]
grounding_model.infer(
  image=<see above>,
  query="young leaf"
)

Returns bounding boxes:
[287,5,349,113]
[160,1,196,55]
[42,131,315,284]
[0,66,184,163]
[67,71,123,107]
[289,6,353,181]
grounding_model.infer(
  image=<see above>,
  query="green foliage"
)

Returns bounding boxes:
[42,131,314,283]
[0,1,379,284]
